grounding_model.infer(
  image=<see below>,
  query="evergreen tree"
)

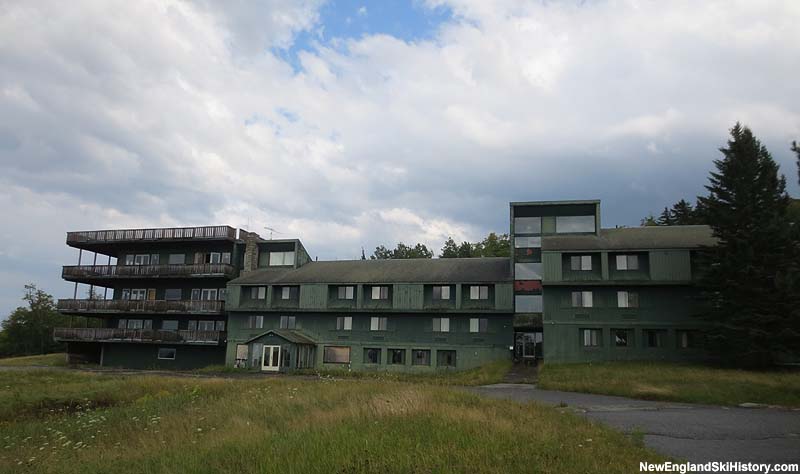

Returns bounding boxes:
[793,141,799,186]
[670,199,696,225]
[439,237,460,258]
[656,207,673,226]
[696,123,798,367]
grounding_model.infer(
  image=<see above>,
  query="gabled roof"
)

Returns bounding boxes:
[244,329,317,345]
[230,257,512,285]
[542,225,716,251]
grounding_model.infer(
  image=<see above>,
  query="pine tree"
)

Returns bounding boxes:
[670,199,696,225]
[696,123,798,367]
[656,207,673,226]
[792,141,799,186]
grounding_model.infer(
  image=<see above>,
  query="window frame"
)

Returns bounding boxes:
[279,315,296,329]
[469,285,489,300]
[323,346,351,364]
[157,347,176,360]
[411,349,431,366]
[581,328,602,347]
[432,317,450,333]
[248,315,264,329]
[571,291,593,308]
[469,317,488,333]
[388,348,406,365]
[363,348,381,364]
[436,350,457,368]
[613,328,632,347]
[336,316,352,331]
[370,316,388,331]
[337,286,355,300]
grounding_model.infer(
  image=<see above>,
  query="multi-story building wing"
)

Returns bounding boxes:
[53,200,717,370]
[54,225,241,368]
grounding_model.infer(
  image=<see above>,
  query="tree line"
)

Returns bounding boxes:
[368,232,511,260]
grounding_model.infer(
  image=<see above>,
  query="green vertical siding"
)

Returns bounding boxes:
[649,250,692,281]
[542,252,562,282]
[494,283,513,310]
[299,284,327,309]
[393,284,424,310]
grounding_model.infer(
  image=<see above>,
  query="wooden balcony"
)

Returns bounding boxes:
[66,226,238,253]
[62,263,237,282]
[53,328,225,345]
[57,299,225,315]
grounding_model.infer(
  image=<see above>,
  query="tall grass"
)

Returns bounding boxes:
[0,369,665,473]
[0,354,68,367]
[299,359,512,386]
[539,362,800,407]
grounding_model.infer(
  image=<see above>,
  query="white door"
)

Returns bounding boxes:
[261,345,281,372]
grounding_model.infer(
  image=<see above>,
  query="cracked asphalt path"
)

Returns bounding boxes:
[469,384,800,464]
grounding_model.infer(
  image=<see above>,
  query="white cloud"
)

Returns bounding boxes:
[0,0,799,316]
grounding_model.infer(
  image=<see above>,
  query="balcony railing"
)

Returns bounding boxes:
[67,226,237,244]
[62,264,237,280]
[57,299,225,314]
[53,328,225,345]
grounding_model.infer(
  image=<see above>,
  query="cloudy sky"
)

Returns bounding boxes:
[0,0,798,316]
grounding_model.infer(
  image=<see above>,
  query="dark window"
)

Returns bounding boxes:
[411,349,431,366]
[645,329,666,348]
[677,330,701,349]
[323,346,350,364]
[437,350,456,367]
[389,349,406,365]
[164,289,182,301]
[157,348,176,360]
[280,316,296,329]
[162,320,178,331]
[432,286,451,300]
[613,329,631,347]
[215,320,226,331]
[364,348,381,364]
[248,315,264,329]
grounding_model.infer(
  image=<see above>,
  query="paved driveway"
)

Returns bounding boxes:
[470,384,800,464]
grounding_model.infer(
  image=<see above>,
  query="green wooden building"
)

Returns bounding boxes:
[54,200,716,371]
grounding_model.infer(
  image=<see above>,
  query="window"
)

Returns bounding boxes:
[432,286,451,300]
[157,348,176,360]
[207,252,220,264]
[118,319,127,329]
[280,287,298,300]
[370,317,388,331]
[133,254,151,265]
[516,295,543,312]
[582,329,601,347]
[469,286,489,300]
[125,255,134,265]
[570,255,593,271]
[269,251,295,266]
[248,315,264,329]
[515,263,543,279]
[168,253,184,264]
[251,287,266,300]
[187,320,196,331]
[389,349,406,365]
[556,215,595,233]
[370,286,389,300]
[514,217,542,234]
[437,350,456,367]
[677,330,700,349]
[336,316,352,331]
[615,254,640,271]
[127,319,143,329]
[432,317,450,333]
[613,329,631,347]
[191,289,201,301]
[323,346,350,364]
[571,291,593,308]
[219,288,227,301]
[215,320,226,331]
[411,349,431,366]
[645,329,666,348]
[279,315,296,329]
[364,348,381,364]
[201,289,218,301]
[130,289,147,301]
[164,289,182,301]
[196,320,215,331]
[337,286,354,300]
[121,289,131,300]
[617,291,639,308]
[162,320,178,331]
[221,252,231,264]
[514,236,541,248]
[469,318,488,333]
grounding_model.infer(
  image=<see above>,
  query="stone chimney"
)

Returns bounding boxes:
[241,231,260,275]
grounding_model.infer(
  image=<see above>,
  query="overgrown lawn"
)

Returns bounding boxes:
[0,369,665,473]
[539,362,800,407]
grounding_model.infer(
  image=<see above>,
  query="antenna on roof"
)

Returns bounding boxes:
[264,226,283,240]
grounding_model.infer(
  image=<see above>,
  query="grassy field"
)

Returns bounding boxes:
[0,369,665,473]
[539,362,800,407]
[0,353,68,367]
